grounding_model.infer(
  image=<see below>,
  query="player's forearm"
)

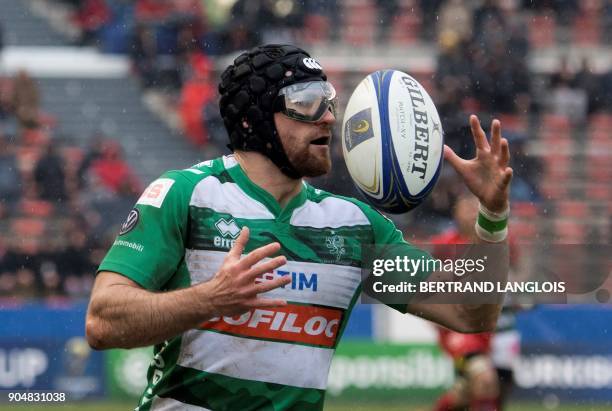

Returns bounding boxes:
[455,237,508,332]
[409,238,508,333]
[86,282,214,349]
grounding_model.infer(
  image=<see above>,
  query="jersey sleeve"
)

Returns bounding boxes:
[361,204,434,313]
[98,170,192,290]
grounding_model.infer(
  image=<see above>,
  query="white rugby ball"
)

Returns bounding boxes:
[341,70,444,214]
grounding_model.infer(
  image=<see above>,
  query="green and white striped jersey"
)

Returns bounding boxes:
[99,155,431,411]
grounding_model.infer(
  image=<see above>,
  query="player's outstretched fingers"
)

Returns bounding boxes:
[250,272,292,295]
[443,145,467,172]
[499,138,510,167]
[246,256,287,280]
[501,167,513,188]
[490,119,502,154]
[239,242,282,270]
[469,114,490,151]
[228,227,249,259]
[245,297,288,309]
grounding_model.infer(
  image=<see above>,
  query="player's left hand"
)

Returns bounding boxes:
[443,115,513,213]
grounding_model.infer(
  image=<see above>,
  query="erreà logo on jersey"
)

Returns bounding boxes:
[214,218,240,249]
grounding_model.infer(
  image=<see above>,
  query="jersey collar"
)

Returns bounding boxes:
[225,156,308,220]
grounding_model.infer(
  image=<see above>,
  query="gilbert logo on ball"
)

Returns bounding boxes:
[342,70,444,214]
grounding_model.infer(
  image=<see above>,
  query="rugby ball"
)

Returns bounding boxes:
[341,70,444,214]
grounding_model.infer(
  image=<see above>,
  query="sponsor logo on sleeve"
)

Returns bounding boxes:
[137,178,175,208]
[119,209,139,235]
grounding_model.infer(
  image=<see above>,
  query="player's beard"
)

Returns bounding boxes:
[282,134,332,178]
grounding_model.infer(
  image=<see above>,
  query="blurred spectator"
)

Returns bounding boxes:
[39,260,63,299]
[507,132,542,202]
[418,0,445,39]
[130,24,160,88]
[14,267,38,299]
[89,140,141,196]
[522,0,578,24]
[12,70,40,129]
[601,68,612,111]
[0,76,13,120]
[178,54,215,145]
[375,0,399,41]
[304,0,341,42]
[59,219,97,297]
[130,25,182,90]
[0,271,17,297]
[0,134,21,206]
[72,0,111,46]
[228,0,306,47]
[135,0,172,23]
[0,238,19,297]
[437,0,474,42]
[34,140,68,203]
[548,57,588,123]
[473,0,505,39]
[549,56,574,88]
[77,136,105,190]
[573,57,603,114]
[202,100,227,151]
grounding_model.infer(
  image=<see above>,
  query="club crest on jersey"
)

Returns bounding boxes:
[214,218,240,249]
[326,234,346,262]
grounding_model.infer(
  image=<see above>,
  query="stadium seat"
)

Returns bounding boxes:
[302,14,331,44]
[585,154,611,183]
[21,129,50,146]
[512,202,538,218]
[388,2,421,45]
[588,127,608,142]
[16,146,43,175]
[553,219,586,244]
[556,201,589,219]
[498,114,528,134]
[538,114,572,141]
[543,154,571,179]
[542,114,571,131]
[588,113,612,129]
[540,176,567,199]
[510,219,537,241]
[61,146,84,167]
[572,14,602,45]
[341,0,377,45]
[528,13,556,47]
[18,199,55,218]
[585,183,609,201]
[11,218,46,237]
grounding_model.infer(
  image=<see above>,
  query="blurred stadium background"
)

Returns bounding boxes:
[0,0,610,409]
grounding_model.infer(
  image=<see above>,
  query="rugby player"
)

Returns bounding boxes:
[432,195,522,411]
[85,44,513,410]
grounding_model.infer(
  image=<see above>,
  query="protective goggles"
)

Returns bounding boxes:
[274,81,337,122]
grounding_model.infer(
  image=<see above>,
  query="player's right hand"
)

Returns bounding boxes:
[201,226,290,317]
[443,115,513,213]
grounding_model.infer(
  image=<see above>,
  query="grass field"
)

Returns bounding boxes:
[1,402,611,410]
